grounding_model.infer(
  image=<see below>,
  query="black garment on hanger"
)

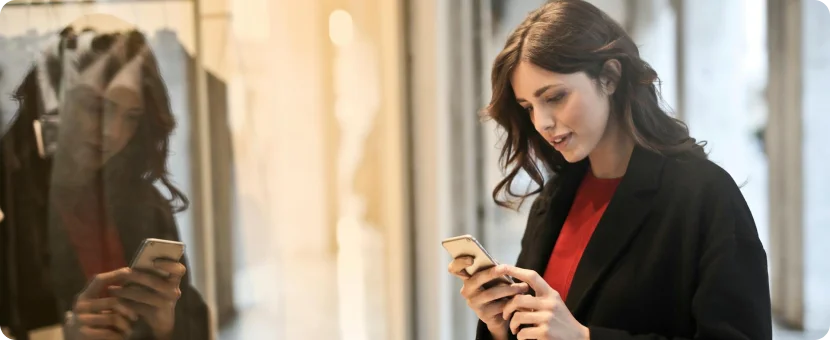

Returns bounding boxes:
[0,70,60,340]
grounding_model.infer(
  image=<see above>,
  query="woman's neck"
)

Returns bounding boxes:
[588,120,635,179]
[51,157,100,190]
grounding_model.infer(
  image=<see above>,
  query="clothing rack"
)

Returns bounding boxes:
[3,0,191,7]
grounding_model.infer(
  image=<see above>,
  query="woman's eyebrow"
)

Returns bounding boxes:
[515,84,564,102]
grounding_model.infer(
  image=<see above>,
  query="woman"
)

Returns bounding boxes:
[447,1,771,340]
[0,15,209,340]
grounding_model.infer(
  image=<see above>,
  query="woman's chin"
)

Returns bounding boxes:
[560,149,589,163]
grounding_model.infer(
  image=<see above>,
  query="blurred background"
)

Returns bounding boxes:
[0,0,827,339]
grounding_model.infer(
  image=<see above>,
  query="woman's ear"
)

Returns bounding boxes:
[600,59,622,95]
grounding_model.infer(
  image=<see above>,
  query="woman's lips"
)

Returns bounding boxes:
[86,143,106,155]
[550,132,572,152]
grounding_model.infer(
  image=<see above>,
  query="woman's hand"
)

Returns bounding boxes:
[68,268,139,340]
[108,260,186,340]
[448,256,529,338]
[500,265,590,340]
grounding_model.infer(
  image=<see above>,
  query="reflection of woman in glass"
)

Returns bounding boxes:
[0,16,208,340]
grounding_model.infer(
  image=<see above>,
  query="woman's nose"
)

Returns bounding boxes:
[102,113,124,144]
[532,109,556,134]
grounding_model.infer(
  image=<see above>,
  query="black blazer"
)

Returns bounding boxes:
[0,84,210,339]
[47,188,211,340]
[476,147,772,340]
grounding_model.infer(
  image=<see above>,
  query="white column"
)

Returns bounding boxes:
[680,0,773,277]
[760,0,830,334]
[801,0,830,332]
[627,0,678,114]
[407,0,455,339]
[767,0,804,328]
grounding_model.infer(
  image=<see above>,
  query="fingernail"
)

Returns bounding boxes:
[465,257,473,265]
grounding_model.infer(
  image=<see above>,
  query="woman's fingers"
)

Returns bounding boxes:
[460,265,510,297]
[74,297,138,322]
[515,325,547,340]
[469,283,528,308]
[76,312,132,335]
[77,325,125,340]
[503,294,546,320]
[109,285,169,308]
[106,296,140,322]
[124,271,182,301]
[119,298,157,318]
[78,268,131,300]
[479,297,511,321]
[153,259,186,281]
[509,311,550,334]
[447,256,474,279]
[500,265,553,297]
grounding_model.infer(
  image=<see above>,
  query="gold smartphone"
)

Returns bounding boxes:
[442,234,514,289]
[129,238,185,277]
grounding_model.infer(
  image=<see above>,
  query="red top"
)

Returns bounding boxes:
[53,187,127,281]
[542,171,622,302]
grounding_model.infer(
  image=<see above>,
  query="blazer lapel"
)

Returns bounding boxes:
[565,147,665,317]
[523,161,588,277]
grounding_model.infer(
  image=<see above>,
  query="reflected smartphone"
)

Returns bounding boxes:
[442,234,514,289]
[129,238,185,277]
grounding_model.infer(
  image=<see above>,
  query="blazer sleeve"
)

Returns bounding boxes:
[124,256,210,340]
[474,195,545,340]
[167,254,211,340]
[137,198,211,340]
[588,173,772,340]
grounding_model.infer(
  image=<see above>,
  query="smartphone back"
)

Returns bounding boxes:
[130,238,185,276]
[442,235,501,276]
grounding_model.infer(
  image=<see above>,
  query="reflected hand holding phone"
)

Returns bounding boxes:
[129,238,185,278]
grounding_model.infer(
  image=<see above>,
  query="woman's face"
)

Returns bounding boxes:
[511,61,613,163]
[59,60,144,171]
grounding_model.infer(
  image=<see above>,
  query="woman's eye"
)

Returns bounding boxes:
[524,106,533,112]
[85,102,103,116]
[128,112,142,122]
[547,93,567,103]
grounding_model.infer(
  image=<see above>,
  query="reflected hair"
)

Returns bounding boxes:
[487,0,706,209]
[12,27,188,213]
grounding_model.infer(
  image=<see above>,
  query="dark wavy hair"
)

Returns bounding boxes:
[11,26,188,213]
[488,0,706,208]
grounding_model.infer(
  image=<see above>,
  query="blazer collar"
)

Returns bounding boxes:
[527,146,665,318]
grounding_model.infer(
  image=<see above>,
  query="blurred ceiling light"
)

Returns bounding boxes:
[329,9,354,46]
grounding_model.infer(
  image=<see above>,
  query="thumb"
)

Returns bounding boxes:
[78,268,131,299]
[499,265,552,297]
